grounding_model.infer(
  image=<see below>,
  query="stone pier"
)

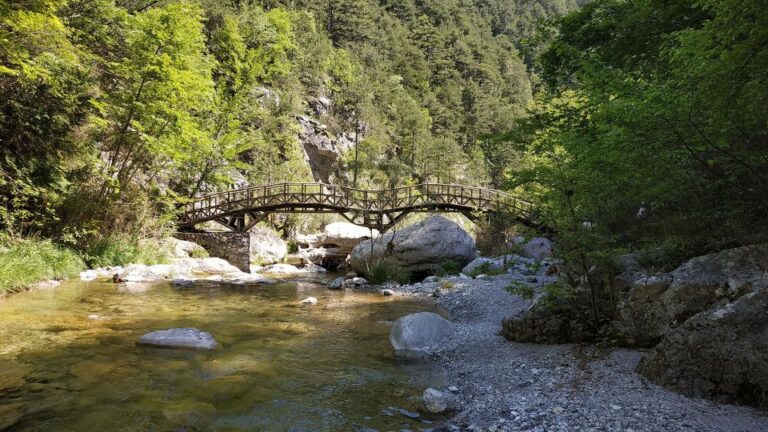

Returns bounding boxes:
[174,232,251,272]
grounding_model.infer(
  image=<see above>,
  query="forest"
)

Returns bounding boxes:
[1,0,767,286]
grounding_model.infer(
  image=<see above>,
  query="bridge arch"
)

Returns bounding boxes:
[178,182,543,233]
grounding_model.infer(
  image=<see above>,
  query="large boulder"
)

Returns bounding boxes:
[616,244,768,346]
[389,312,455,360]
[164,238,207,258]
[509,236,554,260]
[636,287,768,406]
[250,227,287,265]
[349,216,475,277]
[138,328,219,350]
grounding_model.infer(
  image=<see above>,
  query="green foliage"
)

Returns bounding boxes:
[468,261,508,278]
[0,238,84,294]
[368,261,411,285]
[84,236,170,268]
[505,281,535,300]
[434,259,462,277]
[439,280,455,290]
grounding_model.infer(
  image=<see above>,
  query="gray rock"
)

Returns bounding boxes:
[259,263,303,274]
[308,96,331,116]
[301,263,327,273]
[249,227,287,265]
[343,277,368,288]
[297,222,377,269]
[398,408,420,419]
[389,312,455,360]
[328,276,345,290]
[138,328,218,350]
[166,238,207,258]
[380,289,395,296]
[422,388,454,414]
[637,287,768,407]
[617,244,768,346]
[423,275,439,283]
[296,115,359,183]
[350,216,475,277]
[509,236,554,260]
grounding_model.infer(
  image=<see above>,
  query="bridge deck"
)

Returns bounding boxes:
[179,182,541,232]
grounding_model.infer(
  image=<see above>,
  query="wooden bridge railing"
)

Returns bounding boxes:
[180,182,540,231]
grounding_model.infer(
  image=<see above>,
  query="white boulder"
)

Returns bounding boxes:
[389,312,455,360]
[138,328,218,350]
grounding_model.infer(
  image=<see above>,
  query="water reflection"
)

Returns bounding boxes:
[0,277,445,431]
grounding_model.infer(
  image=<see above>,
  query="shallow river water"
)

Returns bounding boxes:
[0,276,445,431]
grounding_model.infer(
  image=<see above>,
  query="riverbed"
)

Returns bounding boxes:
[0,277,444,431]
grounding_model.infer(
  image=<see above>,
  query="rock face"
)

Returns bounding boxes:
[617,244,768,346]
[502,290,596,344]
[138,328,219,350]
[296,115,354,183]
[389,312,455,360]
[249,227,287,265]
[298,222,377,269]
[349,216,475,277]
[637,288,768,406]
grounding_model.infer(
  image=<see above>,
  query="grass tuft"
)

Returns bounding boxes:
[0,238,85,294]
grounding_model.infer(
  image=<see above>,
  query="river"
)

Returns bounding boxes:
[0,276,445,431]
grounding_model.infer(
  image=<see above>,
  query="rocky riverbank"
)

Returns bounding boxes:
[386,273,768,431]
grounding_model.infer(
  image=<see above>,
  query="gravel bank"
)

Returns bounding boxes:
[394,273,768,432]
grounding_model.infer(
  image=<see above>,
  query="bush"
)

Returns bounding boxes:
[0,238,85,294]
[434,259,462,276]
[85,236,170,268]
[505,281,535,300]
[368,261,412,285]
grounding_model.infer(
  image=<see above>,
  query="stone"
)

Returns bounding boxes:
[301,263,327,273]
[138,328,219,350]
[380,289,395,296]
[328,277,345,290]
[398,408,420,419]
[350,216,475,277]
[297,222,378,269]
[343,277,368,288]
[174,232,251,272]
[299,297,318,305]
[447,386,459,393]
[259,263,303,274]
[254,86,280,107]
[423,276,439,283]
[422,388,453,414]
[249,227,287,265]
[502,290,596,344]
[509,236,554,260]
[637,287,768,406]
[165,237,207,258]
[308,96,331,116]
[389,312,455,360]
[616,243,768,346]
[34,279,60,290]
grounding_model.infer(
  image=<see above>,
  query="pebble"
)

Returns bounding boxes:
[398,408,420,419]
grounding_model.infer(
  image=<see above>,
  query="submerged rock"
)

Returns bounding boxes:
[299,296,318,305]
[138,328,219,350]
[350,216,475,277]
[389,312,455,360]
[259,263,302,274]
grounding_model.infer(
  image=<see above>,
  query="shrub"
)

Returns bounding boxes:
[505,281,535,300]
[468,260,513,278]
[434,259,462,276]
[85,235,170,268]
[0,238,85,294]
[368,261,411,285]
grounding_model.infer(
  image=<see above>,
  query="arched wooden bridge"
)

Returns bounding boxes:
[178,182,544,232]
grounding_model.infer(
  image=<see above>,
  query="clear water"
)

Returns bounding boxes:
[0,277,446,431]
